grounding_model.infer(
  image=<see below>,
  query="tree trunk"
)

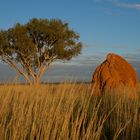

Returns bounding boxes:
[4,58,52,86]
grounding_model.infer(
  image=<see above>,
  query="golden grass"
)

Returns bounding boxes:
[0,83,140,140]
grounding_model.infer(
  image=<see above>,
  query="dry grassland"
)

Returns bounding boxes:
[0,83,140,140]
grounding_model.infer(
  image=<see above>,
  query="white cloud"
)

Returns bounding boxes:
[94,0,140,11]
[118,3,140,10]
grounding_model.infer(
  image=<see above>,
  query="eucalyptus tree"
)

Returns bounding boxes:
[0,18,82,85]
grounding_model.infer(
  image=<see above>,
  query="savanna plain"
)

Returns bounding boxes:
[0,83,140,140]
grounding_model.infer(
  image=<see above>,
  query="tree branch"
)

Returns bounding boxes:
[36,56,57,84]
[14,50,36,81]
[2,56,32,85]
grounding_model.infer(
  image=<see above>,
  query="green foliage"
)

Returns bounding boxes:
[0,18,82,84]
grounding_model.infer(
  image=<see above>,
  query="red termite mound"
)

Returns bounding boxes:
[92,53,139,97]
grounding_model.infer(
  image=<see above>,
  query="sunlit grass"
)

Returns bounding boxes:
[0,83,140,140]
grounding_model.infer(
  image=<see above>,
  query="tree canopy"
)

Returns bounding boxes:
[0,18,83,84]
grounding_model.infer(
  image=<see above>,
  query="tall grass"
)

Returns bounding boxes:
[0,84,140,140]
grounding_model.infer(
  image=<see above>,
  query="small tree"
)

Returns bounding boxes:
[0,18,82,85]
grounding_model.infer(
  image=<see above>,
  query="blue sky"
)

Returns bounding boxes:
[0,0,140,82]
[0,0,140,54]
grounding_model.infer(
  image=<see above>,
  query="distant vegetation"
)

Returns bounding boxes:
[0,84,140,140]
[0,18,83,85]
